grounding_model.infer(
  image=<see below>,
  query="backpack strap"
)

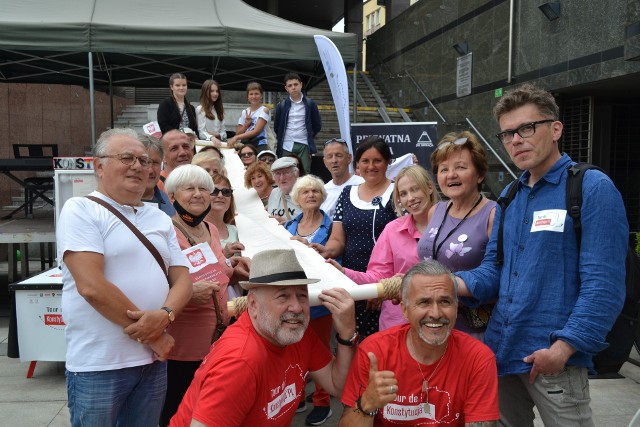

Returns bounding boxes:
[495,180,520,266]
[565,163,603,248]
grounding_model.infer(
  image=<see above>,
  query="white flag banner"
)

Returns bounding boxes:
[314,35,353,159]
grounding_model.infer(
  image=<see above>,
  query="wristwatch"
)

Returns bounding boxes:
[161,306,175,324]
[336,331,359,346]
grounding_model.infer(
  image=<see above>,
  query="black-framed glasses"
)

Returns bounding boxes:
[211,187,233,197]
[240,152,256,158]
[97,153,152,168]
[496,119,554,144]
[435,137,468,151]
[324,138,348,146]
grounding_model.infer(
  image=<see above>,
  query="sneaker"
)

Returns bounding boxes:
[296,400,308,413]
[305,406,332,425]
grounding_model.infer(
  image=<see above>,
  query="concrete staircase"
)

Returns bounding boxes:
[110,72,412,150]
[307,74,411,154]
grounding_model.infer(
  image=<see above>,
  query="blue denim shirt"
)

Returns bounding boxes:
[458,154,628,376]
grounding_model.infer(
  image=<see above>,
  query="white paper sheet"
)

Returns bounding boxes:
[222,148,366,297]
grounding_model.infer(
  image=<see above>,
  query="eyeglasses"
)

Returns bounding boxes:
[496,120,554,144]
[273,169,295,178]
[98,153,152,168]
[211,187,233,197]
[324,138,348,146]
[435,137,468,151]
[240,152,256,158]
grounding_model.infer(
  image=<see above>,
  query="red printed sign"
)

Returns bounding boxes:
[44,314,65,326]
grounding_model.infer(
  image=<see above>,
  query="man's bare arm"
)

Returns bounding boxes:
[64,250,140,327]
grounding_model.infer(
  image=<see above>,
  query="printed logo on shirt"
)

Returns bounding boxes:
[530,209,566,233]
[384,403,436,421]
[382,388,460,424]
[263,365,307,420]
[266,383,297,419]
[270,208,297,218]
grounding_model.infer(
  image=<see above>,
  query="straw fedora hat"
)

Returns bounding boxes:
[240,249,319,290]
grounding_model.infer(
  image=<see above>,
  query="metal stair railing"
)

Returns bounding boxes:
[466,117,518,181]
[405,71,447,123]
[346,74,369,109]
[358,71,392,123]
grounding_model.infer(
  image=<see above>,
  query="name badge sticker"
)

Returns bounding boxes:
[530,209,566,233]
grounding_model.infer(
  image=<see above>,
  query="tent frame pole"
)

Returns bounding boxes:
[89,52,96,147]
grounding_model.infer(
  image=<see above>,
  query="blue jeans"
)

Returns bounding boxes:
[67,361,167,427]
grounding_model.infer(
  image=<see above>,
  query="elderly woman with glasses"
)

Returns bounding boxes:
[205,174,244,259]
[205,173,246,300]
[160,165,242,426]
[416,131,496,339]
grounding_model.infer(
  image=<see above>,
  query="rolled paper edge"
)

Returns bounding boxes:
[227,282,387,317]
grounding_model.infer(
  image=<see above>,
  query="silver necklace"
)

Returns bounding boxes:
[407,332,449,415]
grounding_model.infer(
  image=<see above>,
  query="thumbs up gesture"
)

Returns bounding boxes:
[360,352,398,413]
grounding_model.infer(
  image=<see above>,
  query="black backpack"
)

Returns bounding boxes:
[496,162,640,375]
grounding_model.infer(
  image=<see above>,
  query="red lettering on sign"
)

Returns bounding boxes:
[44,314,65,325]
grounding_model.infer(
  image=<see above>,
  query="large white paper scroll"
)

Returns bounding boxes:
[222,148,378,306]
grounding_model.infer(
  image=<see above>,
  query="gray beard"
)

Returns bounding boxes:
[416,319,452,347]
[257,308,309,346]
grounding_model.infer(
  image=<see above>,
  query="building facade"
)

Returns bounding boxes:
[366,0,640,231]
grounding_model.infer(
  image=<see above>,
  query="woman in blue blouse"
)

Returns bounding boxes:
[283,174,333,421]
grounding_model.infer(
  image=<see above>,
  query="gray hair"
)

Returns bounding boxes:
[164,164,214,194]
[137,134,163,157]
[401,260,458,304]
[192,151,228,176]
[94,128,139,157]
[290,174,327,206]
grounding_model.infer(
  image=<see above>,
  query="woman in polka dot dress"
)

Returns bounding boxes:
[311,136,397,338]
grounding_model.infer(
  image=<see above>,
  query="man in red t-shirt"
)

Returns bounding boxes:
[170,249,357,427]
[340,260,499,426]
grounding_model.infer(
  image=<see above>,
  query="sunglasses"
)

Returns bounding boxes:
[435,137,468,150]
[211,187,233,197]
[240,152,256,158]
[324,138,348,146]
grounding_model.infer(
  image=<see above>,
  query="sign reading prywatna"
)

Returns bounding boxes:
[351,122,438,171]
